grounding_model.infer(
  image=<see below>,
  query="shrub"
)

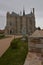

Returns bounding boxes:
[25,36,28,42]
[22,36,28,42]
[11,39,18,49]
[0,34,5,39]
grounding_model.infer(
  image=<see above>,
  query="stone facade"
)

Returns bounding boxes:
[5,8,35,35]
[28,30,43,53]
[28,38,43,53]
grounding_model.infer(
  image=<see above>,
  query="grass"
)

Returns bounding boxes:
[0,37,28,65]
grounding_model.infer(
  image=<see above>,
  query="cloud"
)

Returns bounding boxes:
[0,16,6,29]
[0,0,43,29]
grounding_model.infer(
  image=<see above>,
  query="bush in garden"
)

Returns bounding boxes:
[11,39,18,49]
[0,34,5,39]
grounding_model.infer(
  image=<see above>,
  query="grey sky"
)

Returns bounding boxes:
[0,0,43,29]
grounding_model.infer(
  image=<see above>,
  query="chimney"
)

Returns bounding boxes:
[23,7,25,16]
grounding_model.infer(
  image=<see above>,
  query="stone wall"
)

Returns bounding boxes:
[28,38,43,53]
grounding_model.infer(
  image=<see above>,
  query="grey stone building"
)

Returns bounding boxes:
[5,8,35,35]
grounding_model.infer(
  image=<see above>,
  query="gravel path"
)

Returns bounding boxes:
[0,35,14,57]
[0,35,23,57]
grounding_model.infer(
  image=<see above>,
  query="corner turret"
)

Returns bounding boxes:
[33,8,35,15]
[23,8,25,16]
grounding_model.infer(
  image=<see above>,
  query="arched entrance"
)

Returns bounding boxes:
[10,30,12,34]
[10,29,14,34]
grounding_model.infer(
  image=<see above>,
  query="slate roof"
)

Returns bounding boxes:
[11,12,33,17]
[11,12,19,16]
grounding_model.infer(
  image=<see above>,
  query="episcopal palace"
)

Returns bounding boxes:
[5,8,36,35]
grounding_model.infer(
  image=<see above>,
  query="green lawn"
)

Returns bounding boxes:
[0,38,28,65]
